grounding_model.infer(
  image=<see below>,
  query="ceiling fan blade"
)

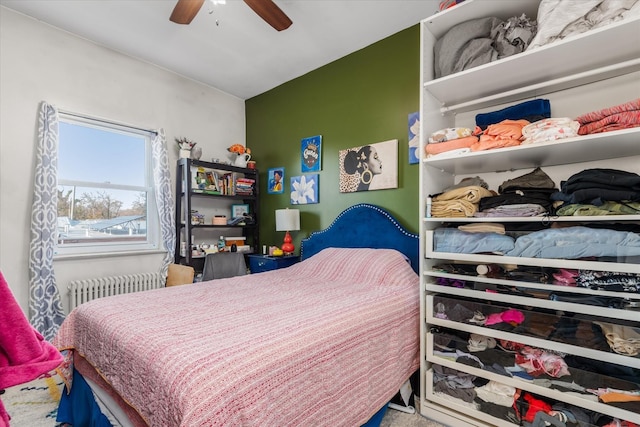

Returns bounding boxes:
[243,0,292,31]
[170,0,205,25]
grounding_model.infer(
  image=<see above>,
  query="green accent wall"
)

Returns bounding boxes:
[246,25,420,253]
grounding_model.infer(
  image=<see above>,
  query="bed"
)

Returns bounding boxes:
[53,203,420,426]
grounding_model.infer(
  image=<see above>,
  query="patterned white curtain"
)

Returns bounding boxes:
[29,102,65,340]
[152,129,176,277]
[28,109,174,338]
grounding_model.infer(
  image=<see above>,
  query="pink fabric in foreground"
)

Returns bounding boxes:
[0,270,63,388]
[0,270,63,426]
[53,248,420,427]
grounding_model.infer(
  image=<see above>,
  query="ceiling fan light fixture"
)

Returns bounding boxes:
[170,0,205,24]
[243,0,292,31]
[170,0,292,31]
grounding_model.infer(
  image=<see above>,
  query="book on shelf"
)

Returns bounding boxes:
[191,167,221,194]
[205,171,220,192]
[235,177,255,196]
[218,173,235,195]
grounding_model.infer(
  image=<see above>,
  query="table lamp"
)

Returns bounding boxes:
[275,208,300,255]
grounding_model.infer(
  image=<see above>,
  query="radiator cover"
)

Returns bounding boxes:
[68,272,164,310]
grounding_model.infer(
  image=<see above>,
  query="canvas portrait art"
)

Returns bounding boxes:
[301,135,322,172]
[267,167,285,194]
[338,139,398,193]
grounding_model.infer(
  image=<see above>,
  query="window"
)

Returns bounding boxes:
[55,114,159,256]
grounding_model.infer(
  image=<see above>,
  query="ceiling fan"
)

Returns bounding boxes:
[170,0,292,31]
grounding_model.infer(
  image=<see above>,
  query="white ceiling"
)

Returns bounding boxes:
[1,0,440,99]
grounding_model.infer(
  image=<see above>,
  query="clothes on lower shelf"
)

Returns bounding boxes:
[432,360,638,426]
[430,327,640,425]
[433,263,640,294]
[433,225,640,260]
[593,322,640,357]
[433,295,640,358]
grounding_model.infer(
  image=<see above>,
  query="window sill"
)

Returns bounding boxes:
[54,249,166,261]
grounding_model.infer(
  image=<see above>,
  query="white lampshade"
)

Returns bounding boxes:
[275,208,300,231]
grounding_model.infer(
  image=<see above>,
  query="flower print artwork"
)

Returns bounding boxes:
[408,112,420,164]
[290,174,318,204]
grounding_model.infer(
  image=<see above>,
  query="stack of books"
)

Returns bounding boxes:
[235,177,255,196]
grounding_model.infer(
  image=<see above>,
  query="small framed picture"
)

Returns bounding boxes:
[267,167,284,194]
[408,111,420,165]
[291,174,319,205]
[301,135,322,172]
[231,204,249,219]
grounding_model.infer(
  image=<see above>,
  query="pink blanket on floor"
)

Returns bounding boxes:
[0,271,63,389]
[0,270,63,426]
[53,248,420,427]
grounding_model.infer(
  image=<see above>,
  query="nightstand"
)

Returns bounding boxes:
[248,254,300,273]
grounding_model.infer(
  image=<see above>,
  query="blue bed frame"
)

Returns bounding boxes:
[300,203,419,274]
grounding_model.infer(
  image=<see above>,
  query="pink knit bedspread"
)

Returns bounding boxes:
[54,248,420,426]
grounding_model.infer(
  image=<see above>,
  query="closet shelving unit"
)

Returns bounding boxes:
[418,1,640,426]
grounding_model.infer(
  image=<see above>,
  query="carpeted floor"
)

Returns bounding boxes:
[380,408,445,427]
[2,371,444,427]
[2,371,66,426]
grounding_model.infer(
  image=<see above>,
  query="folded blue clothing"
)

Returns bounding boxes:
[434,228,515,254]
[476,99,550,129]
[507,226,640,259]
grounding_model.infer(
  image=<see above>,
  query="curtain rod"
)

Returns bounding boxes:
[56,107,158,135]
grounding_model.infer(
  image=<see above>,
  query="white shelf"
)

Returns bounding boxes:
[423,128,640,175]
[425,270,640,298]
[425,250,640,274]
[424,214,640,223]
[423,16,640,108]
[426,335,640,424]
[426,294,640,370]
[425,369,516,427]
[419,1,640,424]
[422,0,540,40]
[440,59,640,114]
[424,230,640,274]
[426,312,640,370]
[425,269,640,298]
[424,279,640,322]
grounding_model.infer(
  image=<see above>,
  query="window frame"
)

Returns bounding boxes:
[54,113,161,258]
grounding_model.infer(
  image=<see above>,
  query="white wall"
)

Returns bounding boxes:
[0,8,246,315]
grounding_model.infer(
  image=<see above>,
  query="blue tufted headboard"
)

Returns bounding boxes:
[300,204,419,273]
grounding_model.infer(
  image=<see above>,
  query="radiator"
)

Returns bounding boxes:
[68,272,165,310]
